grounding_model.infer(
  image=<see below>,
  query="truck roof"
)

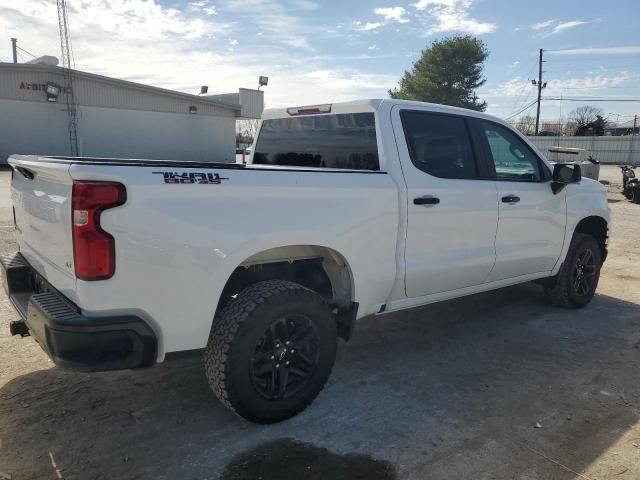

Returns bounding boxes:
[261,98,511,127]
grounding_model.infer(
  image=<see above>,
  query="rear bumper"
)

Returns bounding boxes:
[1,252,157,371]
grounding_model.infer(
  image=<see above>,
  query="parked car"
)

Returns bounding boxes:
[3,99,609,424]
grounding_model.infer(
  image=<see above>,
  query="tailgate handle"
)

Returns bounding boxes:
[15,166,35,180]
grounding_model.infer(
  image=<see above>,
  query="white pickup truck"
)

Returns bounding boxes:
[3,99,609,423]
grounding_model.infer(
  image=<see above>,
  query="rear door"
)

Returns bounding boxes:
[9,156,76,293]
[392,107,499,298]
[472,120,566,281]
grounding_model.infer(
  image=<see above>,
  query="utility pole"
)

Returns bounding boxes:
[11,38,17,64]
[534,48,546,135]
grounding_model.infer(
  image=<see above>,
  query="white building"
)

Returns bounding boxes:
[0,61,263,163]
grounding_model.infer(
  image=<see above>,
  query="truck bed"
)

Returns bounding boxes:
[8,154,400,358]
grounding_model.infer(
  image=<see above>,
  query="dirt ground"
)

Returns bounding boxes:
[1,165,639,480]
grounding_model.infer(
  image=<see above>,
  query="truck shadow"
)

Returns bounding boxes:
[1,284,639,479]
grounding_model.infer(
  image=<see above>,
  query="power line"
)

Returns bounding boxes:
[504,99,538,121]
[543,97,640,102]
[505,58,538,118]
[543,55,640,63]
[554,86,628,89]
[545,65,639,73]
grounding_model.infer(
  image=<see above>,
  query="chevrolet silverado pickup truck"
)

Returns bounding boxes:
[3,99,609,423]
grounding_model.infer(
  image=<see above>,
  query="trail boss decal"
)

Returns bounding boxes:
[152,171,229,184]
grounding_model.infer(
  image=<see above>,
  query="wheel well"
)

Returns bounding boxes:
[216,246,357,340]
[575,216,608,261]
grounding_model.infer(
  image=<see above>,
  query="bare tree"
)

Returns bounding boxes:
[514,114,536,135]
[236,119,259,149]
[563,120,578,136]
[569,106,605,127]
[237,119,259,139]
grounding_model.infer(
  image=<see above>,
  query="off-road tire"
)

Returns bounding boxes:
[546,233,602,309]
[204,280,338,424]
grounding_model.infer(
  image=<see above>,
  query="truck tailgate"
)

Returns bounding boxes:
[9,156,76,297]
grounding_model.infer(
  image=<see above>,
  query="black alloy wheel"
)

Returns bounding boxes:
[250,315,320,400]
[571,248,597,297]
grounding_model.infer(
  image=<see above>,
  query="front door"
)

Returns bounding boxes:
[474,119,566,281]
[392,107,499,298]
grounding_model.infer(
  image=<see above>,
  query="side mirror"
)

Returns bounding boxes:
[551,163,581,194]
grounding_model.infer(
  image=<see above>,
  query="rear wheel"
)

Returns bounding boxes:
[204,280,337,423]
[546,233,602,309]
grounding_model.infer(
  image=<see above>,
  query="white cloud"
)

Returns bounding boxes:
[549,20,587,35]
[368,44,380,50]
[531,19,554,30]
[374,6,409,23]
[548,46,640,55]
[531,18,589,37]
[13,0,226,41]
[545,72,631,95]
[306,69,397,91]
[229,39,238,46]
[354,20,384,31]
[221,0,316,49]
[486,73,632,99]
[485,76,533,97]
[190,0,217,15]
[288,0,320,11]
[412,0,496,35]
[0,0,397,108]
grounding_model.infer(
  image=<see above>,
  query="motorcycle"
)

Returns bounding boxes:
[621,165,640,203]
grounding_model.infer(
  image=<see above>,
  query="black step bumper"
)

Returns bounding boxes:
[1,252,157,371]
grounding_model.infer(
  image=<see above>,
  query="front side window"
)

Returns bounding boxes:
[400,110,478,179]
[481,121,542,181]
[253,113,379,170]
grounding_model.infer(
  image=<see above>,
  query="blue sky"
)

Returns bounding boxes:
[1,0,639,123]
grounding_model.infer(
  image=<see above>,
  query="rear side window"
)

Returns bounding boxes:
[400,110,478,179]
[253,113,379,170]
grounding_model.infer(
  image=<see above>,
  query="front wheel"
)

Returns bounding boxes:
[204,280,338,424]
[546,233,602,309]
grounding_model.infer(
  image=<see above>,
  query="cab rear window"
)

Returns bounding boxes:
[253,113,379,170]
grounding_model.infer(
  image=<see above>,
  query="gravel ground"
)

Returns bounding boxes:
[1,165,640,480]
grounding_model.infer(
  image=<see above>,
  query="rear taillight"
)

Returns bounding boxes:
[72,181,126,281]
